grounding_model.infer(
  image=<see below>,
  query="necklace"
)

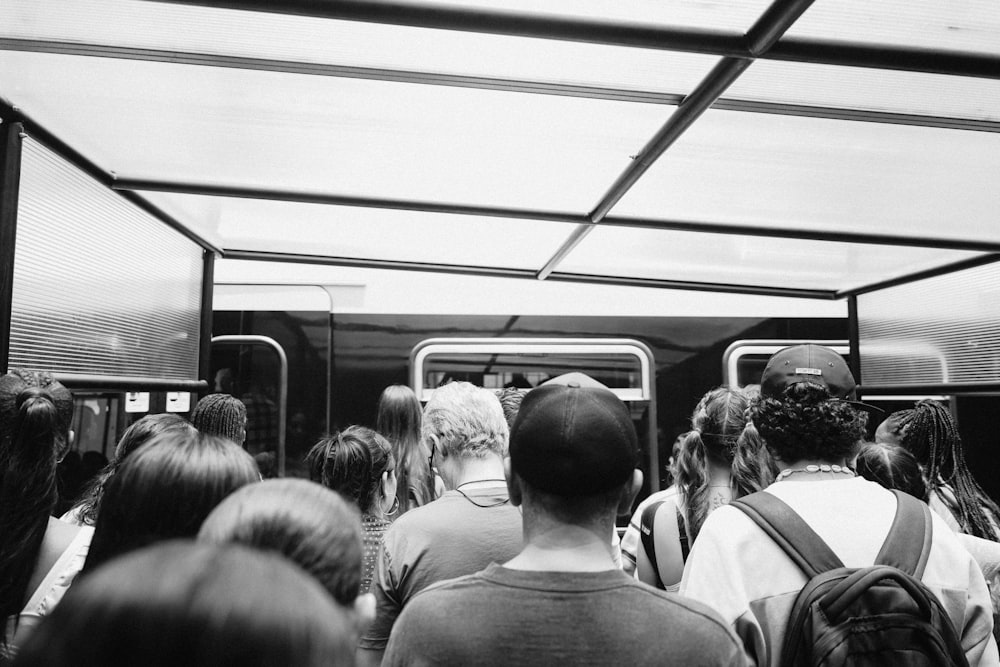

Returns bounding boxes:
[775,464,855,482]
[455,479,510,508]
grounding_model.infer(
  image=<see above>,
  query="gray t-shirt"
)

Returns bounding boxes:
[359,485,523,650]
[384,563,749,666]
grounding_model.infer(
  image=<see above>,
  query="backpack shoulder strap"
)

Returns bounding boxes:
[874,489,933,578]
[676,505,691,563]
[731,492,845,578]
[639,500,667,588]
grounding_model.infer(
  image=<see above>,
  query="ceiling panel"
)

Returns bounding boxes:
[0,0,723,96]
[611,108,1000,245]
[559,226,986,292]
[0,50,672,212]
[131,192,573,270]
[787,0,1000,55]
[729,59,1000,123]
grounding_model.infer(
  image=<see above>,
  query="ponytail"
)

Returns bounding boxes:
[676,428,709,544]
[730,420,774,497]
[0,379,67,627]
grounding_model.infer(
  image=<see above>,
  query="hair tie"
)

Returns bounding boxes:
[16,386,51,410]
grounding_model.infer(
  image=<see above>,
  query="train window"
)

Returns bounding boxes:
[411,339,652,403]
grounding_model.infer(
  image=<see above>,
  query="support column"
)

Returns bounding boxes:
[0,122,24,374]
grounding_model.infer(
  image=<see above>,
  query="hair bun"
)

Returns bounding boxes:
[16,385,53,409]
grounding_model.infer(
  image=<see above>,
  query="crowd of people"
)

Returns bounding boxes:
[3,345,1000,666]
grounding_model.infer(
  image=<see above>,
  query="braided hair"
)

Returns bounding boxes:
[675,387,772,544]
[880,400,1000,540]
[306,426,393,515]
[191,394,247,445]
[0,369,74,631]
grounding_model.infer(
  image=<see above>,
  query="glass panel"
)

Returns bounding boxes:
[730,60,1000,123]
[0,51,672,212]
[0,0,723,95]
[858,262,1000,386]
[611,109,1000,245]
[10,139,202,380]
[788,0,1000,55]
[131,193,572,270]
[559,226,984,292]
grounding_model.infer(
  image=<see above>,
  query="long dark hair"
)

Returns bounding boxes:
[880,400,1000,539]
[84,431,260,573]
[306,425,392,515]
[0,369,73,629]
[68,414,196,526]
[376,385,432,514]
[675,387,772,543]
[15,542,356,667]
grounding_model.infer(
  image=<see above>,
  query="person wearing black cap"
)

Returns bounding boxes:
[680,345,999,666]
[383,382,749,667]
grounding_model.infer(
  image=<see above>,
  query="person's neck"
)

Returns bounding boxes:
[504,510,616,573]
[441,454,507,491]
[706,457,732,487]
[775,457,854,482]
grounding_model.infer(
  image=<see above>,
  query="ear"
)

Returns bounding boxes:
[504,457,523,508]
[617,469,643,517]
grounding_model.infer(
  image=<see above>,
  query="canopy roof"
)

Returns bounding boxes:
[2,0,999,300]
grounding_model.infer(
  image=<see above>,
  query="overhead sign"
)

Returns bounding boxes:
[124,392,149,413]
[166,392,191,413]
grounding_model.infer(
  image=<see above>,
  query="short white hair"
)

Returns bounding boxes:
[421,382,508,459]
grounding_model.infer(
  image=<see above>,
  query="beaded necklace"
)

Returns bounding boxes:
[775,463,855,482]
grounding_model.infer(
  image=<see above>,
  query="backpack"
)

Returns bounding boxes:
[639,500,689,590]
[731,489,969,667]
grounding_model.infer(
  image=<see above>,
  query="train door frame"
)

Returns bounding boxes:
[211,335,289,476]
[409,337,660,492]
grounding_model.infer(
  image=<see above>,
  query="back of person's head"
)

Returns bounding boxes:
[14,541,355,667]
[854,441,929,502]
[68,413,196,527]
[509,382,640,524]
[199,479,363,607]
[421,381,508,460]
[375,385,429,513]
[306,426,394,515]
[115,413,195,462]
[84,431,260,572]
[0,369,74,626]
[495,387,528,430]
[676,386,772,542]
[191,393,247,445]
[751,345,867,464]
[877,399,1000,539]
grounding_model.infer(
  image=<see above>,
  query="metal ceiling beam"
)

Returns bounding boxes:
[538,0,816,280]
[141,0,1000,80]
[224,249,838,300]
[7,39,999,134]
[837,253,1000,297]
[112,178,1000,254]
[0,100,222,255]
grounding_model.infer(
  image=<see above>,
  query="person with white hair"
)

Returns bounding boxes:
[358,381,522,666]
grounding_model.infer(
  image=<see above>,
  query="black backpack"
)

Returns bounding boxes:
[731,489,969,667]
[638,500,690,589]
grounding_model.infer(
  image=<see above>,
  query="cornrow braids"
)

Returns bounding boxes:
[191,394,247,445]
[895,400,1000,540]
